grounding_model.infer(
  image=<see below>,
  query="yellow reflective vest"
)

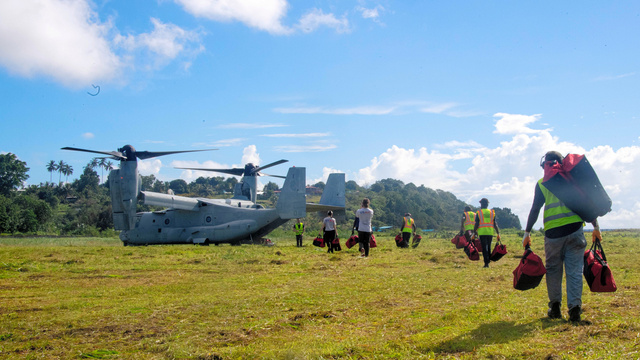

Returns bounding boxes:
[463,211,476,231]
[402,217,414,233]
[538,179,583,231]
[294,222,304,235]
[476,209,495,236]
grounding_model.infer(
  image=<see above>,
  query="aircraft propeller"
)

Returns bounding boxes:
[176,159,288,179]
[62,145,216,161]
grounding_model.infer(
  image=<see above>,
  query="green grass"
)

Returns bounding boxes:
[1,231,638,359]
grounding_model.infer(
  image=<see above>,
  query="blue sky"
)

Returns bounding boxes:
[1,0,639,229]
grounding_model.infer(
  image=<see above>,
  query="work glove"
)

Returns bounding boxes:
[522,231,531,248]
[592,228,602,243]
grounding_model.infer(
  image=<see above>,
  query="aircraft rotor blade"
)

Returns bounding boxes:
[252,159,288,174]
[259,172,286,179]
[136,149,216,160]
[175,167,245,176]
[61,147,126,160]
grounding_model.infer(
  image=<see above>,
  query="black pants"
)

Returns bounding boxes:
[358,231,371,256]
[296,234,303,247]
[479,235,493,266]
[324,230,335,253]
[400,232,411,248]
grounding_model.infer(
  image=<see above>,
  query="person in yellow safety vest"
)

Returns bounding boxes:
[400,213,416,248]
[459,205,476,244]
[522,151,601,322]
[293,218,304,247]
[473,198,500,268]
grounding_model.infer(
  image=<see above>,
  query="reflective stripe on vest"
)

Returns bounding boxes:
[402,217,414,233]
[476,209,495,236]
[464,211,476,231]
[295,222,304,235]
[538,179,583,231]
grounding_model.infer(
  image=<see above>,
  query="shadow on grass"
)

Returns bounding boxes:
[427,320,538,353]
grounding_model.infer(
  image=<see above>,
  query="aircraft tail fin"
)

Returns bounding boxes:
[320,173,346,208]
[276,167,306,219]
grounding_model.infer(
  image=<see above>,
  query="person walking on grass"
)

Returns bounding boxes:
[293,218,304,247]
[355,198,374,257]
[400,213,416,248]
[459,205,476,244]
[474,198,500,268]
[322,211,337,254]
[522,150,602,322]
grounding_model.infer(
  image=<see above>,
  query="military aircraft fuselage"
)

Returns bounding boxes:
[120,198,286,245]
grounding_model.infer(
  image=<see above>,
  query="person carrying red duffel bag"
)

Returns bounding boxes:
[522,150,605,322]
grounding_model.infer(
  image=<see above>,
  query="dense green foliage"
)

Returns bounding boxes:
[340,178,521,231]
[0,153,29,196]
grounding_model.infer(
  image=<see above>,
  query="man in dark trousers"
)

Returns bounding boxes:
[522,151,601,322]
[474,198,500,268]
[293,218,304,247]
[400,213,416,248]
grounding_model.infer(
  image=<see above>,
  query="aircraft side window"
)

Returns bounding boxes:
[164,219,170,225]
[206,216,212,223]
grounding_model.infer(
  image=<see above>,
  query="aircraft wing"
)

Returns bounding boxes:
[305,203,344,213]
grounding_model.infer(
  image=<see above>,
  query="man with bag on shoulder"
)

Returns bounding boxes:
[473,198,500,268]
[522,150,602,322]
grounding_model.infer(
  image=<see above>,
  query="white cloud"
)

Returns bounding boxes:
[138,158,164,176]
[242,145,261,165]
[261,132,330,138]
[174,0,292,35]
[273,106,395,115]
[295,8,350,34]
[274,144,337,153]
[0,1,204,88]
[309,167,343,185]
[357,5,384,22]
[218,123,287,129]
[0,0,121,88]
[493,113,550,135]
[354,113,640,229]
[114,18,203,67]
[193,138,247,147]
[592,72,636,81]
[82,132,94,139]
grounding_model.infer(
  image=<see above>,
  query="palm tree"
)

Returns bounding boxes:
[62,164,73,184]
[57,160,65,185]
[98,158,107,183]
[89,158,99,171]
[103,160,114,184]
[46,160,58,184]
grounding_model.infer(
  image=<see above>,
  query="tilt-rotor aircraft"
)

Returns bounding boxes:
[62,145,345,246]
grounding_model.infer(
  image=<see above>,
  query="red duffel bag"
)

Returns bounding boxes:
[584,239,617,292]
[463,241,479,261]
[451,234,465,249]
[370,234,377,248]
[513,246,546,290]
[490,239,508,262]
[312,234,325,248]
[346,235,358,249]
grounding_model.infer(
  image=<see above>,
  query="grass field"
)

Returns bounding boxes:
[1,230,639,359]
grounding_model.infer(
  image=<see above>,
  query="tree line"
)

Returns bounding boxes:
[0,153,521,236]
